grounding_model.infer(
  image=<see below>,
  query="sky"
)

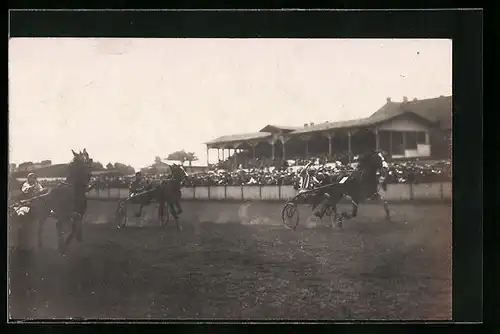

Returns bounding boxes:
[9,38,452,169]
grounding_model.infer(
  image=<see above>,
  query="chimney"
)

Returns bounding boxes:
[403,96,408,102]
[310,122,314,126]
[386,97,391,103]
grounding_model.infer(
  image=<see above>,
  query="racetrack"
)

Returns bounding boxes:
[8,200,452,320]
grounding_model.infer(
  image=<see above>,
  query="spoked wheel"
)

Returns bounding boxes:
[116,200,128,229]
[281,202,300,230]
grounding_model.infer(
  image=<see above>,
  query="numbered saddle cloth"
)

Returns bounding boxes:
[13,205,31,216]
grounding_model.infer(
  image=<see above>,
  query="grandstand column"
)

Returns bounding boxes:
[279,135,291,161]
[206,146,210,166]
[402,132,407,153]
[389,131,393,157]
[268,137,277,160]
[300,135,312,158]
[348,131,352,162]
[375,127,380,151]
[217,149,220,162]
[323,132,334,157]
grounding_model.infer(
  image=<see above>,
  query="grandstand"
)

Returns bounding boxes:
[205,95,451,169]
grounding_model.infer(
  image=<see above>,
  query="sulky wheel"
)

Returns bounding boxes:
[281,202,300,230]
[116,200,128,229]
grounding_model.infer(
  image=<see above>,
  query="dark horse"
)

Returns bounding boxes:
[313,150,391,226]
[116,164,188,230]
[9,149,93,254]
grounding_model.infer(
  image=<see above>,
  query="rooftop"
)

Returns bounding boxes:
[205,132,272,146]
[205,95,451,145]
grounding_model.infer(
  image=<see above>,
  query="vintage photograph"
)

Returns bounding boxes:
[8,38,452,320]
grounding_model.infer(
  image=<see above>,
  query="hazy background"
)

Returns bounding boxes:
[9,38,452,169]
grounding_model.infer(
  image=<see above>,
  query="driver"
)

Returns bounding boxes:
[297,160,321,194]
[21,172,45,199]
[129,172,145,196]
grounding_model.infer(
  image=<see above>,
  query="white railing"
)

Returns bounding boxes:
[84,182,451,202]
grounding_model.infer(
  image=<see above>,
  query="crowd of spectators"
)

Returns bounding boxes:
[186,159,451,187]
[13,158,451,190]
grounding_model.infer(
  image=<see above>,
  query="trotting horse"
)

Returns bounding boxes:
[312,151,392,227]
[117,164,188,230]
[9,149,93,254]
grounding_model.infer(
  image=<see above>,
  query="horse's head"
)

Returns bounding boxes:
[357,150,385,175]
[171,164,188,185]
[67,148,93,188]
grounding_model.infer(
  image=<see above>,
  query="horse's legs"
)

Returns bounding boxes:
[168,202,182,231]
[383,200,391,221]
[333,205,344,228]
[374,186,391,221]
[158,200,165,226]
[61,214,80,253]
[73,213,83,242]
[174,197,182,215]
[135,204,144,217]
[55,219,65,253]
[351,199,359,218]
[379,191,391,221]
[37,215,48,249]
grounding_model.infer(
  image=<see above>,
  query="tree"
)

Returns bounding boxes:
[114,162,135,175]
[19,161,33,168]
[106,162,114,169]
[166,150,198,166]
[185,152,198,167]
[154,156,162,164]
[40,160,52,166]
[91,161,104,170]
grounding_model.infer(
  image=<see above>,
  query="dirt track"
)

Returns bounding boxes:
[8,200,452,320]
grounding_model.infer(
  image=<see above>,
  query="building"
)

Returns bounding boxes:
[16,160,52,172]
[141,160,209,176]
[205,95,451,166]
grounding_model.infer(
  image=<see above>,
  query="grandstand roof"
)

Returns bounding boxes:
[205,95,451,145]
[369,95,451,130]
[259,125,302,133]
[291,96,449,135]
[291,118,373,135]
[205,132,272,147]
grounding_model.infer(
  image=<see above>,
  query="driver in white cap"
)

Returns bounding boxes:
[21,172,45,198]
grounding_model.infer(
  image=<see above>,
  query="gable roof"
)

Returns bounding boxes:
[369,96,451,130]
[205,132,272,146]
[259,125,302,133]
[291,96,450,135]
[290,118,373,135]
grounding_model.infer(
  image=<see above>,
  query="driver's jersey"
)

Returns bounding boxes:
[298,164,320,192]
[129,179,145,194]
[21,181,44,198]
